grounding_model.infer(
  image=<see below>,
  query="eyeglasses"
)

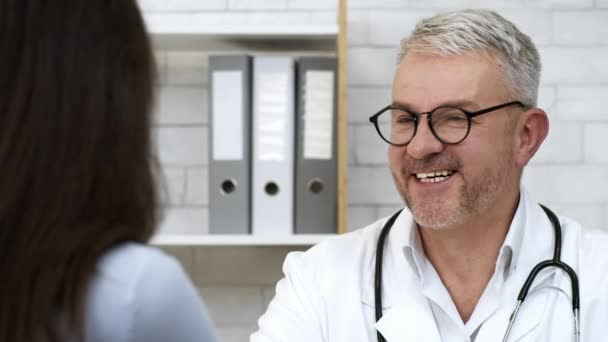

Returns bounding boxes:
[368,101,526,146]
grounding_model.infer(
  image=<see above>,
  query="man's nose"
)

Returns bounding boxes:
[406,116,444,159]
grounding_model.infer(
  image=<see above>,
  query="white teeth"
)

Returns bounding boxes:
[416,170,454,179]
[421,176,447,183]
[416,170,454,183]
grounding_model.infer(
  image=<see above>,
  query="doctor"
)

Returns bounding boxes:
[251,9,608,342]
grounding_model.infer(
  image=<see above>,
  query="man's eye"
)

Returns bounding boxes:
[449,114,467,120]
[436,113,467,123]
[395,115,415,124]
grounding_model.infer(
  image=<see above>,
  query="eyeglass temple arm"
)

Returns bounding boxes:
[468,101,525,117]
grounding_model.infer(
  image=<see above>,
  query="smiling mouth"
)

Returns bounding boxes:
[415,170,455,183]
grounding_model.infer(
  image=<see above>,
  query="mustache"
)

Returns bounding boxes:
[401,154,461,174]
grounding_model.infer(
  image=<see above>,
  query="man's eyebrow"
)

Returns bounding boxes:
[390,99,480,111]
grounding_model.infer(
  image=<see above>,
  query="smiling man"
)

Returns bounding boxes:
[251,9,608,342]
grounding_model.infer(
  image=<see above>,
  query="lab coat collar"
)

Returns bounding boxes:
[360,208,418,310]
[362,188,561,341]
[398,191,527,287]
[362,208,442,341]
[507,189,560,291]
[499,190,526,281]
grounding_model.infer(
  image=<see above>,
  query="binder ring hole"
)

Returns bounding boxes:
[220,179,237,195]
[308,178,324,194]
[265,182,280,196]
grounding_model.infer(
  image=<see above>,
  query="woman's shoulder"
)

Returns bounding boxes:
[85,242,217,342]
[95,242,180,285]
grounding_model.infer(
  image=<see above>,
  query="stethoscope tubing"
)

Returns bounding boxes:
[374,205,580,342]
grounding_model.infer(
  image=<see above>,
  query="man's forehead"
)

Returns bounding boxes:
[392,52,507,109]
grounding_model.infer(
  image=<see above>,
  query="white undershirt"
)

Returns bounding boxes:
[401,196,525,342]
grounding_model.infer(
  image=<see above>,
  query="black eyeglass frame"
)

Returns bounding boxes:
[368,101,526,146]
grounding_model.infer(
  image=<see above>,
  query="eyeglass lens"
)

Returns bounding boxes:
[376,106,470,144]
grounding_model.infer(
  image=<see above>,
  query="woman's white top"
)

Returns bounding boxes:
[84,242,217,342]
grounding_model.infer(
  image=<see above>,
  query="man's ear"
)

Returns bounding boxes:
[514,108,549,167]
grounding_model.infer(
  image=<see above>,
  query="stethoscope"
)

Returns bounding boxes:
[374,205,580,342]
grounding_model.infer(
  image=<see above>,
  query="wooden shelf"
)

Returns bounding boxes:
[150,233,337,246]
[144,14,339,50]
[145,16,338,37]
[146,0,348,238]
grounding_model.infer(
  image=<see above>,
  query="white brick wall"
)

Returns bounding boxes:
[185,168,209,205]
[159,208,208,234]
[138,0,226,11]
[584,124,608,163]
[408,0,525,9]
[347,206,377,230]
[347,10,370,45]
[555,86,608,120]
[540,48,608,84]
[538,86,556,111]
[348,0,405,9]
[167,52,209,87]
[348,47,396,85]
[409,0,594,9]
[554,11,608,45]
[347,87,391,123]
[150,2,608,339]
[155,126,208,165]
[154,87,208,125]
[353,125,389,165]
[368,10,436,46]
[150,11,327,26]
[523,165,608,203]
[228,0,288,10]
[348,167,401,205]
[531,122,583,164]
[289,0,338,10]
[161,167,186,205]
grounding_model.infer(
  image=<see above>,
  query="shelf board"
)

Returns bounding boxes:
[150,233,338,246]
[145,14,339,50]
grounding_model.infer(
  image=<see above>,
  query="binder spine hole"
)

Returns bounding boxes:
[220,179,237,195]
[264,182,280,196]
[308,178,325,194]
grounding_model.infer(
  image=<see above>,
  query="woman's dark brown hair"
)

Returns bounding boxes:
[0,0,159,341]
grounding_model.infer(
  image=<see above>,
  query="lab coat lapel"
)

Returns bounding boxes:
[477,195,561,342]
[475,280,553,342]
[361,209,441,342]
[375,304,441,342]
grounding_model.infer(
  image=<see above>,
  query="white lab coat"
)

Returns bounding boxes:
[251,192,608,341]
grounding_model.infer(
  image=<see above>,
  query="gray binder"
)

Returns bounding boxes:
[294,57,338,234]
[208,55,252,234]
[251,56,296,235]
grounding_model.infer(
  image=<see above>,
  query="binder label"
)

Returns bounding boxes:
[212,71,244,161]
[257,71,289,162]
[304,70,334,160]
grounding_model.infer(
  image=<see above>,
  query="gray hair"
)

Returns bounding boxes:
[397,9,541,107]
